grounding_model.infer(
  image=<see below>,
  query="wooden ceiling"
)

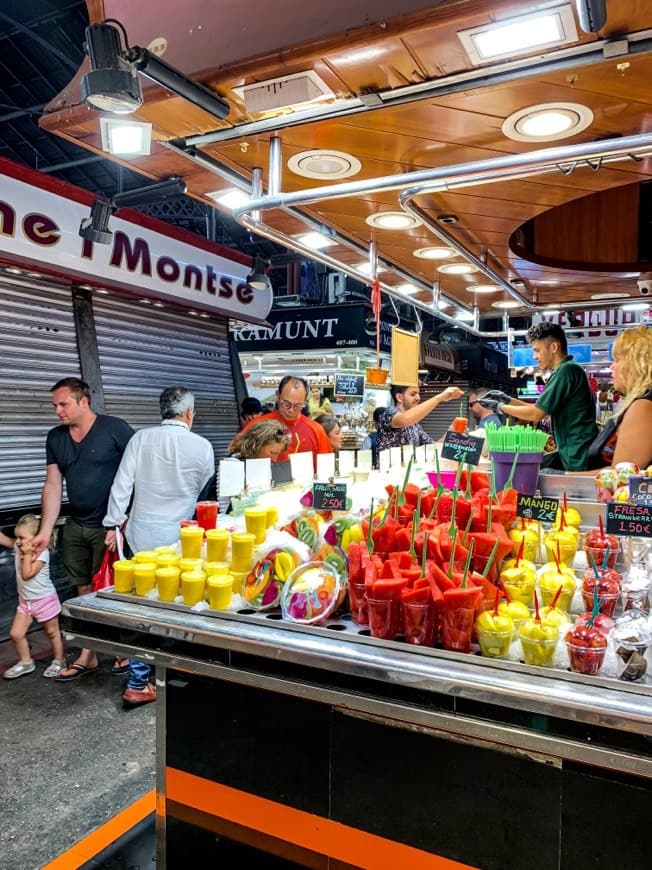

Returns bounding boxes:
[40,0,652,317]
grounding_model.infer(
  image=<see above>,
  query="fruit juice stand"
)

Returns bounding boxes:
[60,460,652,870]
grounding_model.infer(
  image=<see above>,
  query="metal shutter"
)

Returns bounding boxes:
[0,281,80,510]
[419,377,472,441]
[92,294,239,461]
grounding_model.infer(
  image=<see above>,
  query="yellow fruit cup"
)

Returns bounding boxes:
[133,549,158,563]
[181,570,206,606]
[206,528,230,562]
[156,566,181,602]
[113,560,135,593]
[244,508,268,545]
[203,561,230,577]
[133,562,157,596]
[230,532,256,573]
[180,525,205,559]
[207,575,233,610]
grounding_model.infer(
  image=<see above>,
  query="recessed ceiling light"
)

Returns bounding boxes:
[100,118,152,156]
[395,283,419,295]
[287,150,361,180]
[207,188,251,210]
[622,302,650,311]
[437,263,479,275]
[455,310,475,322]
[294,230,336,250]
[199,312,210,318]
[535,279,560,286]
[503,102,593,142]
[458,6,578,65]
[366,211,421,230]
[95,288,109,295]
[353,262,388,276]
[414,246,456,260]
[188,310,199,317]
[138,298,152,304]
[590,292,630,300]
[26,271,42,278]
[468,284,501,294]
[543,310,561,316]
[492,300,521,309]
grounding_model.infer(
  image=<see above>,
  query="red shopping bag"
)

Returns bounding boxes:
[92,548,118,592]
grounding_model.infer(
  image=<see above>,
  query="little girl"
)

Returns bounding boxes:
[3,514,66,680]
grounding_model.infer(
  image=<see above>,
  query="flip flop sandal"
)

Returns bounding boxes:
[54,663,99,682]
[111,657,130,675]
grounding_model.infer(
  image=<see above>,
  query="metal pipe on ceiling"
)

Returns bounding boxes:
[182,30,652,148]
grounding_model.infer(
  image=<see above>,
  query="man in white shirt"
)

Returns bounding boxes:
[103,386,215,705]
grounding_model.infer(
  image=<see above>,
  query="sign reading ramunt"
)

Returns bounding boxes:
[0,158,273,324]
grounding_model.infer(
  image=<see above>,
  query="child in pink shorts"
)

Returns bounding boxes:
[3,514,66,680]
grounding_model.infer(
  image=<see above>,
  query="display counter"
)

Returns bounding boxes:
[62,569,652,869]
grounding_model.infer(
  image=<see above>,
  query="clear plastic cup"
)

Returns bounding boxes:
[442,607,475,653]
[402,600,435,646]
[367,597,400,640]
[566,642,606,676]
[195,500,218,530]
[477,629,513,658]
[348,582,368,625]
[519,633,558,667]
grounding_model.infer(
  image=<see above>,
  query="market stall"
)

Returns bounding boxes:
[60,445,652,869]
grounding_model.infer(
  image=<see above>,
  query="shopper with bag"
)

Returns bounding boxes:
[3,515,66,680]
[30,377,134,682]
[103,386,215,706]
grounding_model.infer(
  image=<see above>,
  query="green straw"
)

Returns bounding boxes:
[481,539,501,579]
[367,498,374,555]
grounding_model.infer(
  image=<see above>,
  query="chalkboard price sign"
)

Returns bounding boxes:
[441,430,484,466]
[517,494,559,523]
[335,374,365,398]
[606,502,652,538]
[313,482,348,511]
[629,476,652,506]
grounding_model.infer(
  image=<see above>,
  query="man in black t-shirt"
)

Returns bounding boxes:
[31,377,134,680]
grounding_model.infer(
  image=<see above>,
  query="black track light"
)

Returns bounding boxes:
[247,255,270,290]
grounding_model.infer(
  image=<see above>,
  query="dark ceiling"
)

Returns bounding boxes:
[0,0,284,262]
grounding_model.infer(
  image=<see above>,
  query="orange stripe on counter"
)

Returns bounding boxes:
[167,768,476,870]
[41,789,155,870]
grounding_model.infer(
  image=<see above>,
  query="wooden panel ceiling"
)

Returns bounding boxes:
[40,0,652,315]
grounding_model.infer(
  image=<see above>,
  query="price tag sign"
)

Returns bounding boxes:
[441,430,484,466]
[606,502,652,538]
[629,476,652,506]
[313,481,348,511]
[517,494,559,523]
[334,373,365,398]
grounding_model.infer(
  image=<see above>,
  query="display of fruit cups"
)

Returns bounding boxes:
[575,612,614,638]
[348,581,368,625]
[243,551,284,611]
[565,625,608,676]
[537,567,576,612]
[583,531,619,569]
[181,569,206,606]
[543,531,578,566]
[499,568,535,607]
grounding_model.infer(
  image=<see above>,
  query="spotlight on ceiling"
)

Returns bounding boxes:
[247,254,271,290]
[78,177,187,245]
[81,21,230,120]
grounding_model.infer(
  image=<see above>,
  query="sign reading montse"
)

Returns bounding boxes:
[441,430,484,466]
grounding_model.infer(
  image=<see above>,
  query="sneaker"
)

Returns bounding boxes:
[43,659,66,678]
[122,684,157,707]
[3,660,36,679]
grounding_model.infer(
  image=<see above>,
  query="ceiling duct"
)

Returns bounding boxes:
[234,70,334,114]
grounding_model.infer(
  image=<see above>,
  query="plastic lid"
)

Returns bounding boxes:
[280,561,343,624]
[242,550,283,611]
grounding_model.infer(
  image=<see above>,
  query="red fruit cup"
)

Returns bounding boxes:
[367,597,400,641]
[576,612,614,637]
[402,600,435,646]
[348,582,369,625]
[442,607,475,653]
[566,642,607,676]
[195,500,218,530]
[451,417,468,434]
[581,573,621,617]
[472,553,504,584]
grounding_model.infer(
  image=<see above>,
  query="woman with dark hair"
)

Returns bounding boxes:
[308,385,333,418]
[314,414,343,452]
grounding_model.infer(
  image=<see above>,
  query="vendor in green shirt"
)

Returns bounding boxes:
[488,321,598,471]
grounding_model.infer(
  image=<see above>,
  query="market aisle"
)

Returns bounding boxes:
[0,632,156,869]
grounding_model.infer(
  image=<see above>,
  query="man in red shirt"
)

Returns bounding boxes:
[241,376,331,461]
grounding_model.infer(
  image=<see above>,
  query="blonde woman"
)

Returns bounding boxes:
[228,419,290,461]
[588,325,652,469]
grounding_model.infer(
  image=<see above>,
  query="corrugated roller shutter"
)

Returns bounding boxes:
[0,282,80,510]
[92,295,239,462]
[420,377,472,441]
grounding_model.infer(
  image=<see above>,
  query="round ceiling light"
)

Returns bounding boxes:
[437,263,479,275]
[502,102,593,142]
[468,284,501,294]
[414,246,456,259]
[491,300,521,309]
[287,150,361,180]
[395,283,419,295]
[366,211,421,230]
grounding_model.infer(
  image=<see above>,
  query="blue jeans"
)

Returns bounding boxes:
[127,659,151,690]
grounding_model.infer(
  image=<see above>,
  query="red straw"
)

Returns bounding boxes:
[554,540,562,572]
[533,590,541,624]
[499,579,512,603]
[550,585,563,610]
[516,536,525,568]
[493,588,501,616]
[563,491,568,513]
[598,513,605,538]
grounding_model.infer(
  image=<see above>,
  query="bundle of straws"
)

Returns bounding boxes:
[484,422,548,454]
